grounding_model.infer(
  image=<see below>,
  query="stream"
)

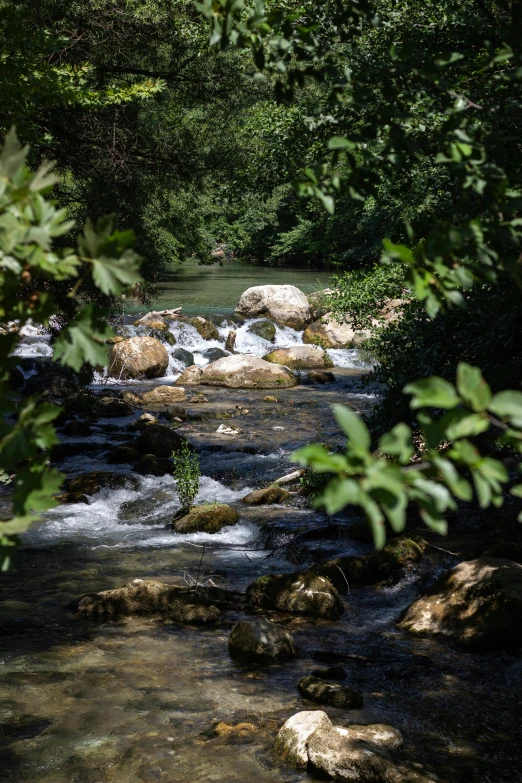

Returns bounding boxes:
[1,270,521,783]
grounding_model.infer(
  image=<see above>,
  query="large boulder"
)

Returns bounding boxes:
[133,454,173,476]
[275,712,406,780]
[398,557,522,649]
[228,618,296,663]
[133,312,168,330]
[236,285,312,330]
[134,423,187,458]
[248,319,277,342]
[141,386,187,405]
[173,503,239,533]
[298,676,363,709]
[263,345,334,370]
[109,336,169,380]
[246,572,344,619]
[303,314,371,349]
[201,355,297,389]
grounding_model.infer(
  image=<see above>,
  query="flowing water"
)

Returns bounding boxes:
[2,276,521,783]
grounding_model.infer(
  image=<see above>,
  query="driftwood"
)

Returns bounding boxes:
[273,469,305,486]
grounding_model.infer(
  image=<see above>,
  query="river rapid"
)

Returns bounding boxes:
[1,293,521,783]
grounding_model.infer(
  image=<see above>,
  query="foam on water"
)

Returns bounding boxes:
[25,475,254,549]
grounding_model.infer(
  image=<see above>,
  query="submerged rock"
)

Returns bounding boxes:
[77,579,198,619]
[163,404,188,421]
[109,336,169,380]
[263,345,334,370]
[55,492,89,505]
[122,391,144,407]
[141,385,187,405]
[201,355,297,389]
[62,419,92,437]
[298,676,363,709]
[170,602,220,625]
[65,471,139,495]
[236,284,312,330]
[303,313,370,349]
[311,666,347,681]
[228,618,296,663]
[482,541,522,564]
[173,347,195,367]
[307,369,335,384]
[173,503,239,533]
[175,365,203,386]
[190,393,208,403]
[134,423,187,458]
[399,557,522,649]
[134,454,173,476]
[314,556,369,592]
[107,445,141,464]
[246,572,344,619]
[241,486,290,506]
[100,399,134,417]
[202,347,229,362]
[248,319,277,342]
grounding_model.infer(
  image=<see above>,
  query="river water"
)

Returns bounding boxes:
[1,273,521,783]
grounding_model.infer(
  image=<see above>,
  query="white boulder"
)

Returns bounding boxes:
[236,284,312,330]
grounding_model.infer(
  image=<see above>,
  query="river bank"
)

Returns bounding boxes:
[1,287,521,783]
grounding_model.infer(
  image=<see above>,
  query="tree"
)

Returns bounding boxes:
[0,129,142,569]
[196,0,522,545]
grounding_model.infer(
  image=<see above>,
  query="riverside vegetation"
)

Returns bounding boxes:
[1,2,522,783]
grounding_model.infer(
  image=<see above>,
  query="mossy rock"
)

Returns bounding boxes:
[298,676,363,709]
[173,503,239,533]
[248,319,277,342]
[246,572,344,619]
[170,602,220,625]
[367,536,426,580]
[313,556,370,592]
[107,445,141,464]
[241,486,290,506]
[181,317,220,341]
[65,471,140,495]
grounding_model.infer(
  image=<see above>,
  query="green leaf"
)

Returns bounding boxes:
[442,409,490,440]
[405,376,460,410]
[510,484,522,499]
[317,477,361,514]
[293,444,350,473]
[456,363,491,412]
[328,136,356,150]
[333,404,370,455]
[378,423,414,464]
[53,305,112,371]
[489,391,522,427]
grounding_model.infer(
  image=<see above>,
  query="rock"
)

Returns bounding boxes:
[298,676,363,709]
[107,445,141,464]
[344,725,403,751]
[122,391,144,406]
[62,390,102,417]
[225,329,236,352]
[9,366,25,390]
[134,412,157,429]
[311,666,347,681]
[133,454,173,476]
[398,557,522,649]
[134,423,187,458]
[173,503,239,533]
[190,393,208,403]
[202,347,229,362]
[173,347,195,367]
[109,336,169,380]
[133,313,168,330]
[248,319,277,342]
[367,537,425,581]
[314,556,369,592]
[25,370,76,398]
[246,572,344,619]
[55,492,89,505]
[170,603,220,625]
[274,710,333,768]
[236,285,312,330]
[263,395,279,403]
[175,365,203,386]
[76,579,190,619]
[241,486,291,506]
[179,316,220,341]
[201,355,297,389]
[141,386,187,405]
[228,618,296,664]
[263,345,334,370]
[62,420,92,437]
[100,399,134,417]
[303,314,371,349]
[482,541,522,564]
[65,471,139,495]
[308,370,335,384]
[307,724,397,783]
[163,405,188,421]
[212,721,257,739]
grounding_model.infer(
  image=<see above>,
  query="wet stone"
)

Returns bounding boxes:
[228,618,296,664]
[298,675,363,709]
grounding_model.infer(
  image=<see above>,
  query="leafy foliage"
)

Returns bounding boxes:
[0,129,142,569]
[173,441,200,513]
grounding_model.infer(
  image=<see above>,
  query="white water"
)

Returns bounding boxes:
[25,474,254,549]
